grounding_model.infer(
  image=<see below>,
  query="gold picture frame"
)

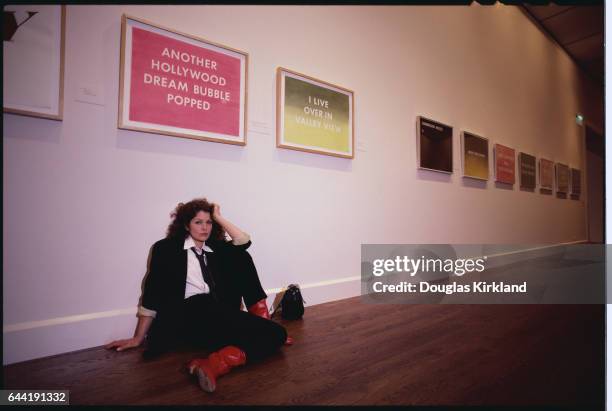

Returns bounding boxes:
[461,131,489,180]
[276,67,354,159]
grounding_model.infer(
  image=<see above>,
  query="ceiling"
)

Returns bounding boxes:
[521,4,604,85]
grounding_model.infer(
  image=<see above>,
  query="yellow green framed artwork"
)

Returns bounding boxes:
[276,68,354,158]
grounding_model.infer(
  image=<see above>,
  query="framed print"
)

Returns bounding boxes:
[3,5,65,120]
[417,116,453,173]
[462,131,488,180]
[539,158,554,190]
[276,67,354,158]
[570,168,581,196]
[519,152,536,190]
[555,163,569,194]
[494,144,515,184]
[119,15,248,145]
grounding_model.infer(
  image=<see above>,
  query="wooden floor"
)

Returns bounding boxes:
[3,297,604,406]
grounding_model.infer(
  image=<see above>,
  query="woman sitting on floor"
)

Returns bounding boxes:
[106,198,289,392]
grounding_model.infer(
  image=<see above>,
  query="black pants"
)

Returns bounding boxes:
[145,251,287,361]
[181,293,287,361]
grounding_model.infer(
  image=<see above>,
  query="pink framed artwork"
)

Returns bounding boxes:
[494,144,515,184]
[118,15,248,145]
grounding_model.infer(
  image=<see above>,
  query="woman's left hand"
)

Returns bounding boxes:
[210,202,248,242]
[212,203,222,221]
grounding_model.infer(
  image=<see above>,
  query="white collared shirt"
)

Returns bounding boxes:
[183,236,214,299]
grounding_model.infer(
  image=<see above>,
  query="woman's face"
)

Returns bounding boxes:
[187,211,213,246]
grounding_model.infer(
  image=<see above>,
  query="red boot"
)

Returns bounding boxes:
[247,298,271,319]
[187,346,246,392]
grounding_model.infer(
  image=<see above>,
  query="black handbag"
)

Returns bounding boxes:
[274,284,305,320]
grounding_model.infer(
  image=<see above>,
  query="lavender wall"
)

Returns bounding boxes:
[3,5,603,364]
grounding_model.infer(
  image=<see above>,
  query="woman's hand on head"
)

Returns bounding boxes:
[212,203,222,221]
[104,336,143,352]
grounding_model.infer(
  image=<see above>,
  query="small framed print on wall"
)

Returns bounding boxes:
[494,144,516,185]
[555,163,570,194]
[462,131,489,180]
[276,67,354,158]
[519,152,536,190]
[417,116,453,173]
[570,168,581,198]
[539,158,554,192]
[119,15,248,145]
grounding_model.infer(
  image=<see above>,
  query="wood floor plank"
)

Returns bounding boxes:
[3,298,604,406]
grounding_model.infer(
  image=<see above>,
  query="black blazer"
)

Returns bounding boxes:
[141,236,252,316]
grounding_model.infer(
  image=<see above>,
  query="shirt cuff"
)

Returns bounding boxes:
[138,305,157,318]
[232,232,251,246]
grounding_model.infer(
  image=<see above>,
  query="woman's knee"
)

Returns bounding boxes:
[232,249,253,266]
[269,322,287,347]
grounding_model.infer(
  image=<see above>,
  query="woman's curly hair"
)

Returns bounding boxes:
[166,198,226,242]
